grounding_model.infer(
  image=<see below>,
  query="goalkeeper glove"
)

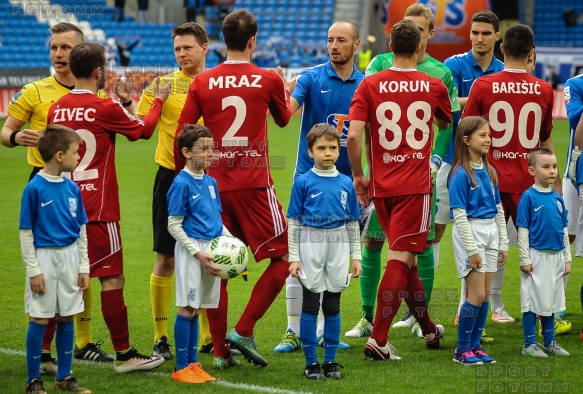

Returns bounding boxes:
[430,154,442,183]
[569,147,581,186]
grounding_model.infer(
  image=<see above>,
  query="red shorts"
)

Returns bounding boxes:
[220,186,288,262]
[87,221,123,278]
[373,194,431,253]
[500,192,522,227]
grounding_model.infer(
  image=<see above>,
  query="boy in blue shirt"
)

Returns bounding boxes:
[518,149,571,357]
[288,124,362,380]
[20,125,91,393]
[167,124,237,383]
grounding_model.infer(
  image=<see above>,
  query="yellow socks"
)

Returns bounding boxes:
[199,309,212,346]
[150,274,173,342]
[75,280,93,349]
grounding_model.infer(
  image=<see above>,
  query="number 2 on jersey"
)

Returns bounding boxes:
[63,129,98,181]
[376,101,432,150]
[222,96,249,147]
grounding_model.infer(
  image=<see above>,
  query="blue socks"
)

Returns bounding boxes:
[55,321,74,382]
[300,312,318,366]
[174,314,193,370]
[540,314,555,347]
[470,301,489,348]
[189,315,199,364]
[323,313,340,364]
[457,301,480,349]
[26,321,47,383]
[523,312,537,346]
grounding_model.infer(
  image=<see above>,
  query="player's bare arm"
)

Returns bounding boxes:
[350,259,362,278]
[289,261,301,277]
[347,119,369,206]
[114,71,135,115]
[276,66,297,94]
[540,137,563,194]
[154,75,173,103]
[30,274,45,293]
[0,116,40,148]
[194,251,221,276]
[78,273,90,291]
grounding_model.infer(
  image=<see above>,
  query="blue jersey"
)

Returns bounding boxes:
[167,170,223,241]
[443,51,504,164]
[20,173,88,248]
[448,164,500,219]
[287,167,360,229]
[292,61,364,179]
[564,74,583,178]
[516,186,567,251]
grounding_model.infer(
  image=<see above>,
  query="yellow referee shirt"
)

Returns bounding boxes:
[8,76,108,167]
[137,70,201,171]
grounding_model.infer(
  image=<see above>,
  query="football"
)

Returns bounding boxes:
[205,235,249,280]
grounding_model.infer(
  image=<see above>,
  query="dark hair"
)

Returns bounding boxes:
[527,148,555,167]
[222,9,258,52]
[503,24,534,60]
[172,22,208,46]
[471,10,500,33]
[49,22,84,41]
[38,124,83,163]
[404,3,435,31]
[178,124,213,159]
[449,116,497,188]
[390,19,421,56]
[70,43,105,79]
[307,123,340,150]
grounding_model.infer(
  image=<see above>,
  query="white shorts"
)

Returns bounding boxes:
[453,218,499,279]
[25,243,85,319]
[298,226,352,293]
[435,162,453,225]
[563,178,583,256]
[520,249,566,316]
[175,238,220,309]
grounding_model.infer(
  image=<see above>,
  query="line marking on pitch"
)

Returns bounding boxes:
[0,347,319,394]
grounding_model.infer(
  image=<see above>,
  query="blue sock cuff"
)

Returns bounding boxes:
[176,314,193,322]
[301,312,317,322]
[324,313,340,321]
[29,321,46,335]
[56,321,74,331]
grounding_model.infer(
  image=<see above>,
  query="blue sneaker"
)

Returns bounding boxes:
[317,336,351,350]
[557,311,567,319]
[226,328,267,367]
[453,347,483,365]
[273,329,301,353]
[472,346,496,363]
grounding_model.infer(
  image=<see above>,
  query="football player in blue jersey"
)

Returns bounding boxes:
[287,124,361,380]
[274,21,363,353]
[518,148,571,357]
[437,11,510,328]
[20,125,91,394]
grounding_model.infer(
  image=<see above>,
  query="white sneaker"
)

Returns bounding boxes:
[521,343,548,358]
[492,307,516,323]
[39,358,58,375]
[345,315,373,338]
[364,338,401,361]
[544,341,570,356]
[393,311,416,328]
[411,322,423,338]
[114,347,165,373]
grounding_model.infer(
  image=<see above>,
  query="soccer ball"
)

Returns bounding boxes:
[205,235,248,280]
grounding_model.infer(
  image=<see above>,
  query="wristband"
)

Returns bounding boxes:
[121,98,133,107]
[9,130,19,147]
[430,154,442,169]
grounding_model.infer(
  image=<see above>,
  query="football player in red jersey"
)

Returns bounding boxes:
[175,8,293,367]
[347,19,451,361]
[48,42,172,373]
[462,26,556,328]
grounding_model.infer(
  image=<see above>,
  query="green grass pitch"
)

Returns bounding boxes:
[0,116,581,393]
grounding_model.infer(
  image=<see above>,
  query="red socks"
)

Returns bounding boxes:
[403,265,435,336]
[42,317,56,352]
[371,259,410,347]
[206,280,230,359]
[101,289,130,352]
[235,258,289,337]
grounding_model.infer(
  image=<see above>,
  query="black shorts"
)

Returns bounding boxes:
[29,167,42,182]
[152,166,176,255]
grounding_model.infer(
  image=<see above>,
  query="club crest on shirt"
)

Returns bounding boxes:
[69,198,77,217]
[341,191,347,208]
[209,185,216,199]
[557,201,563,213]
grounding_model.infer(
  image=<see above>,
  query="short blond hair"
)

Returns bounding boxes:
[404,3,435,31]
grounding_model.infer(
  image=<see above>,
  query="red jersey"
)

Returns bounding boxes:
[176,61,292,191]
[349,68,451,197]
[463,70,554,193]
[48,89,162,221]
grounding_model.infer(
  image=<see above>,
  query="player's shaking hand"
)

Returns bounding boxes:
[154,75,173,103]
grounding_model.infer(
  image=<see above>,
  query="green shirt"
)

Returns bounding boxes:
[365,52,460,158]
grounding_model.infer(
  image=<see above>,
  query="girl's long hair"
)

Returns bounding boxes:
[448,116,498,188]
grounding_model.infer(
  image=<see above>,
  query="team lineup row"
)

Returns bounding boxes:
[1,4,582,393]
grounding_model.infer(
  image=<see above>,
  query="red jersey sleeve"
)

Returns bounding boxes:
[540,84,554,142]
[105,98,162,141]
[433,80,452,123]
[266,72,293,127]
[174,80,203,174]
[348,81,371,122]
[461,78,483,119]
